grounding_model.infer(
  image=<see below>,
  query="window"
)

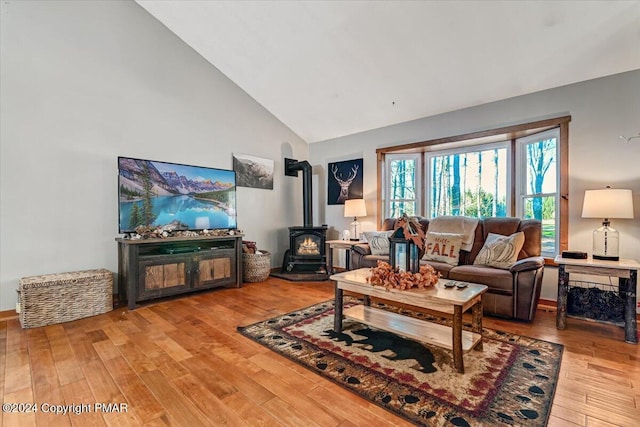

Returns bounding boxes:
[384,154,421,218]
[377,116,569,262]
[426,142,510,219]
[516,129,559,256]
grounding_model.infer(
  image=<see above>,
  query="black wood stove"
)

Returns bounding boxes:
[282,158,327,273]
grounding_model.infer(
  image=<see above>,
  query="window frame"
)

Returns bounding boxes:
[376,116,570,265]
[515,128,560,257]
[383,152,422,218]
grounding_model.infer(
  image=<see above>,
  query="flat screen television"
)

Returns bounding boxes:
[118,156,237,234]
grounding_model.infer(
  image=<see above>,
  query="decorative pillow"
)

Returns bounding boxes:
[422,232,464,266]
[473,232,525,270]
[363,231,393,255]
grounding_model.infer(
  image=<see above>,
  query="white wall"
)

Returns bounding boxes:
[0,1,309,311]
[310,70,640,303]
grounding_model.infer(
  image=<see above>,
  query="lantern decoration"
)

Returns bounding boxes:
[389,214,425,274]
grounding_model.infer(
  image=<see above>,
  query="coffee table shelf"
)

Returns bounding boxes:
[343,305,482,352]
[332,268,488,373]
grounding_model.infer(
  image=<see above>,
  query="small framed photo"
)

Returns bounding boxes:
[233,154,274,189]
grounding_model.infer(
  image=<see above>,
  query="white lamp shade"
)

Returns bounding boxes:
[344,199,367,218]
[581,188,634,219]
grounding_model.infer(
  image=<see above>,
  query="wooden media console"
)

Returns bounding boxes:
[116,235,243,309]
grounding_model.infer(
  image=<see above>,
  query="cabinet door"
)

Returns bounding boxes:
[138,255,192,300]
[195,249,236,288]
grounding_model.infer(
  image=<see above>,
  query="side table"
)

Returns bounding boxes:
[325,240,357,274]
[555,256,638,344]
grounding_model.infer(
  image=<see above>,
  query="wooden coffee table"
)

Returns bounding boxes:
[331,268,488,374]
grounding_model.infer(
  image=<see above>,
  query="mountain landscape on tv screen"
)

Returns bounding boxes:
[118,158,234,195]
[118,158,236,232]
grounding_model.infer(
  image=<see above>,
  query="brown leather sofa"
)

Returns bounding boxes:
[350,217,544,321]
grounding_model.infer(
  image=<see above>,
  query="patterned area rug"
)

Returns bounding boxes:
[237,297,563,427]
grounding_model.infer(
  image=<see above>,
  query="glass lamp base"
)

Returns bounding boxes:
[350,218,360,241]
[592,223,619,261]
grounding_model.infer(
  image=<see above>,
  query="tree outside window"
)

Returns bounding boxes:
[386,156,418,218]
[427,144,509,219]
[519,133,558,255]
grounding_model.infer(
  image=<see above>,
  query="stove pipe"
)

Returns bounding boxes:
[284,158,313,227]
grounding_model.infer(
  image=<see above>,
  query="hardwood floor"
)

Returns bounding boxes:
[1,277,638,426]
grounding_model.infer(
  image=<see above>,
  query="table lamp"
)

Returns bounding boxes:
[581,187,634,261]
[344,199,366,241]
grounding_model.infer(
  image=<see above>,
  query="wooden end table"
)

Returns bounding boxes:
[555,256,638,344]
[325,239,357,274]
[331,268,488,374]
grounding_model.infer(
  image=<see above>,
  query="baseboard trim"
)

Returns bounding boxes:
[0,309,18,321]
[537,298,557,311]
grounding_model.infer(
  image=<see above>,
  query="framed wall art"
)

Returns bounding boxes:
[327,158,363,205]
[233,153,274,190]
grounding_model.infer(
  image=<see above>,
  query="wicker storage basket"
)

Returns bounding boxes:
[18,269,113,329]
[243,250,271,282]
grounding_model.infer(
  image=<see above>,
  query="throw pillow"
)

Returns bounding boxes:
[473,232,525,270]
[363,231,393,255]
[422,232,464,266]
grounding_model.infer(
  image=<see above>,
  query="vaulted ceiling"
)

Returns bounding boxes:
[136,1,640,143]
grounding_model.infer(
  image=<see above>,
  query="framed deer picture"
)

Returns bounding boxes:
[328,158,364,205]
